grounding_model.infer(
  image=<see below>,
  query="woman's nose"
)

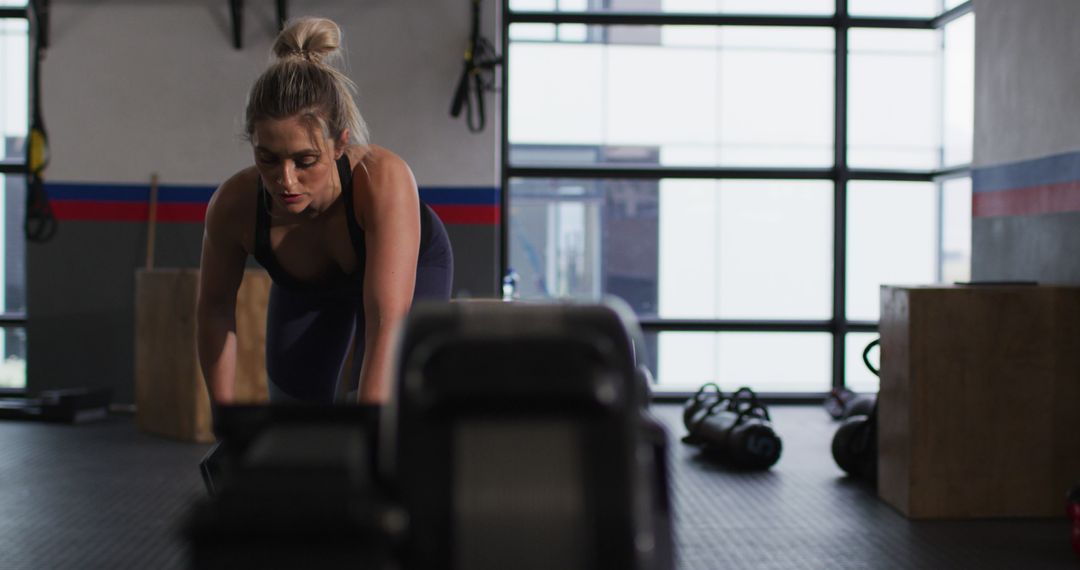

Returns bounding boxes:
[277,162,298,189]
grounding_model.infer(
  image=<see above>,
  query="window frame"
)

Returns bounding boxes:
[0,5,29,177]
[500,0,974,398]
[0,3,31,395]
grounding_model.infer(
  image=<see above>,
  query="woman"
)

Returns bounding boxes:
[196,17,453,405]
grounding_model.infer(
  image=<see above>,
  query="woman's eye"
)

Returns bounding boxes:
[258,156,278,165]
[298,158,318,168]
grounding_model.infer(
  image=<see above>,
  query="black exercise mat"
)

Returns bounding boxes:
[0,407,1074,569]
[656,404,1075,570]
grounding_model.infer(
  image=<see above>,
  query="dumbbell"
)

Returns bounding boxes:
[686,387,782,470]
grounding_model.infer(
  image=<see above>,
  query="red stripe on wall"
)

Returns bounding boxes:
[430,204,500,225]
[973,181,1080,218]
[53,201,208,222]
[54,201,497,225]
[158,203,208,222]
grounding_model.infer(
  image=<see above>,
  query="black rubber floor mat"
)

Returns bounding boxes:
[0,407,1074,569]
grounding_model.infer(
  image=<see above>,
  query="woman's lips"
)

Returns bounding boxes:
[280,193,302,204]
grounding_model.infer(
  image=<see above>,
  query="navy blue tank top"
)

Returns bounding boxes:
[253,154,433,293]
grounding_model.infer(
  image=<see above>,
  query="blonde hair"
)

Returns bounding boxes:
[244,17,369,145]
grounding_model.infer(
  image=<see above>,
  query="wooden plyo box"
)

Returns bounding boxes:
[878,285,1080,519]
[135,269,270,443]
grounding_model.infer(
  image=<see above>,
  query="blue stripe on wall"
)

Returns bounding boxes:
[47,183,215,203]
[973,150,1080,193]
[420,187,499,205]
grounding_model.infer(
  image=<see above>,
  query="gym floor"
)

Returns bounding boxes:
[0,404,1073,569]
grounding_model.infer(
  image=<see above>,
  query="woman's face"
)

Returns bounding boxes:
[252,115,346,217]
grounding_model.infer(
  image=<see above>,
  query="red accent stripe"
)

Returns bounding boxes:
[53,201,208,222]
[973,181,1080,218]
[429,205,500,225]
[53,201,498,225]
[157,203,208,222]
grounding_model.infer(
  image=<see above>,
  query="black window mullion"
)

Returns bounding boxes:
[640,320,832,333]
[934,18,947,285]
[847,17,933,29]
[0,8,31,346]
[847,169,934,182]
[510,166,943,182]
[509,11,938,29]
[832,0,849,392]
[508,165,834,180]
[510,12,833,27]
[930,1,973,29]
[932,164,972,181]
[500,0,511,280]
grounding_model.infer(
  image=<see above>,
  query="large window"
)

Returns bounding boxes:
[509,26,835,168]
[504,1,974,395]
[0,2,29,391]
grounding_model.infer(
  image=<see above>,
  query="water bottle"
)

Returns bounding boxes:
[501,268,519,302]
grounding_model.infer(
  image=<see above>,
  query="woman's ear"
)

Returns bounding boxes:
[334,128,351,158]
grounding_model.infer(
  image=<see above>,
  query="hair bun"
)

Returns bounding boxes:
[272,17,341,64]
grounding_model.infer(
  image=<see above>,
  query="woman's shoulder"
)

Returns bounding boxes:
[345,144,415,188]
[209,167,260,214]
[343,145,419,228]
[205,167,260,248]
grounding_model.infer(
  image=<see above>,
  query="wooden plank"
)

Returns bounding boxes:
[144,174,158,270]
[135,269,206,441]
[228,270,271,404]
[135,269,270,443]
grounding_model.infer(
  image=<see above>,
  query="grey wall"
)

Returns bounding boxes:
[973,0,1080,167]
[41,0,500,186]
[28,0,501,402]
[971,0,1080,282]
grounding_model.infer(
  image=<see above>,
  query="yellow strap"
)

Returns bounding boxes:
[28,128,48,173]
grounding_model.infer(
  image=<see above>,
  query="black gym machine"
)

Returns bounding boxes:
[187,301,675,570]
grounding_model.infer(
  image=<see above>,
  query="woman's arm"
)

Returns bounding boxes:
[356,151,421,403]
[196,179,249,404]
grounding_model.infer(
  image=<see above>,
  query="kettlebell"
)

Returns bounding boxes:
[831,410,877,481]
[830,338,880,483]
